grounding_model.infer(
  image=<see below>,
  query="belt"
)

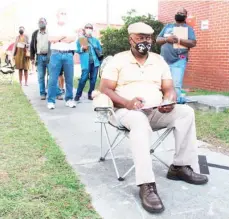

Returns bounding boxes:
[52,50,73,53]
[38,53,48,55]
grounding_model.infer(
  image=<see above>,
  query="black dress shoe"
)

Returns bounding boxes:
[139,183,164,213]
[167,165,208,185]
[88,96,93,100]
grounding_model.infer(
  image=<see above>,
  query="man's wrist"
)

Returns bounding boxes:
[164,38,167,43]
[123,99,130,108]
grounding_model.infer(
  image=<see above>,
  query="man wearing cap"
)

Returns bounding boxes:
[74,23,102,101]
[100,22,208,213]
[47,8,76,110]
[30,18,63,100]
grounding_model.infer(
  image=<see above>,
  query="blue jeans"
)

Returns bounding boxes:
[47,51,74,103]
[169,59,187,103]
[37,54,62,97]
[37,55,48,96]
[76,63,99,97]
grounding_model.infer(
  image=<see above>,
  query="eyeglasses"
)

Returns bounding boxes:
[85,27,93,30]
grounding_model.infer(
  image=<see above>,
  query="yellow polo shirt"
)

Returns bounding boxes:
[101,51,172,108]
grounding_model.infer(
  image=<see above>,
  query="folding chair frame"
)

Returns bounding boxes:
[95,107,174,181]
[0,62,15,85]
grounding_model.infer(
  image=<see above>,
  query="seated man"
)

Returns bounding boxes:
[99,22,208,214]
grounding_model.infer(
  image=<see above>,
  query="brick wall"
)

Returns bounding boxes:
[158,0,229,91]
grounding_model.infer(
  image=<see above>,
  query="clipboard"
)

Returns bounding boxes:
[79,37,88,51]
[173,26,188,49]
[141,101,176,110]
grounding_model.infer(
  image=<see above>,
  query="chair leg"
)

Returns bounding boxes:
[152,153,170,168]
[150,128,174,153]
[99,123,105,161]
[103,124,123,180]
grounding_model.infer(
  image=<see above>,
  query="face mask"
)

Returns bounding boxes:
[132,39,151,55]
[85,29,93,35]
[19,30,24,35]
[39,23,46,29]
[175,14,186,22]
[59,16,67,23]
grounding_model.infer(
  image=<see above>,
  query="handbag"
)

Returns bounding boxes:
[88,41,104,61]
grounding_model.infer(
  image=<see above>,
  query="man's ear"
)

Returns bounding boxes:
[128,35,133,46]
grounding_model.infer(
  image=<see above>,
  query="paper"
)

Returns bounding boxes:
[17,42,25,48]
[173,26,188,49]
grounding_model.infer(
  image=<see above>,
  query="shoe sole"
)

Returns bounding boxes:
[167,174,208,185]
[142,203,165,213]
[140,193,165,213]
[66,105,76,108]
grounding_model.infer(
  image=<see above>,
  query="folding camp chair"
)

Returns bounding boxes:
[0,58,15,84]
[94,107,174,181]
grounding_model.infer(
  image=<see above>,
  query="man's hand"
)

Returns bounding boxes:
[158,103,175,113]
[165,35,178,44]
[81,45,88,51]
[31,59,35,65]
[125,97,144,110]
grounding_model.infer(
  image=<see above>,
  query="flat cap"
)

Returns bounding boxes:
[128,22,154,35]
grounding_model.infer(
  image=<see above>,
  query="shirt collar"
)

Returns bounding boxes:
[129,50,154,66]
[39,29,47,34]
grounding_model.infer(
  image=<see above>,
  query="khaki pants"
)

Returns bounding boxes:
[115,105,198,185]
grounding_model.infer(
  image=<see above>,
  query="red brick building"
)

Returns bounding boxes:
[158,0,229,91]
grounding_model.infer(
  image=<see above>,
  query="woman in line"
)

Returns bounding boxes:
[13,26,30,86]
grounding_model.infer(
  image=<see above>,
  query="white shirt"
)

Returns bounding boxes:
[37,30,49,54]
[49,23,76,51]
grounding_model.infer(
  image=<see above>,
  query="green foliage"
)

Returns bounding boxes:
[100,10,164,57]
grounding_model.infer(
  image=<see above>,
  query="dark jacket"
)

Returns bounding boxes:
[30,29,51,60]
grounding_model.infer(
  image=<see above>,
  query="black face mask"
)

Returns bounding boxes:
[19,30,24,35]
[131,39,151,55]
[175,14,186,22]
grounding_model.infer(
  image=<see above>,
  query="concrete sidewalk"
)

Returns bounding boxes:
[22,74,229,219]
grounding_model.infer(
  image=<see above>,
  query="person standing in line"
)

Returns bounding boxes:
[156,8,196,103]
[47,8,76,109]
[13,26,30,86]
[74,23,102,101]
[30,17,63,100]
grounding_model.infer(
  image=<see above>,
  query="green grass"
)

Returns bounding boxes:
[195,110,229,148]
[0,84,100,219]
[187,89,229,96]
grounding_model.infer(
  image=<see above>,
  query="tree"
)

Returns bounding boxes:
[100,10,164,57]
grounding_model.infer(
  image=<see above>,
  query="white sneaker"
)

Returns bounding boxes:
[66,100,76,108]
[47,102,55,110]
